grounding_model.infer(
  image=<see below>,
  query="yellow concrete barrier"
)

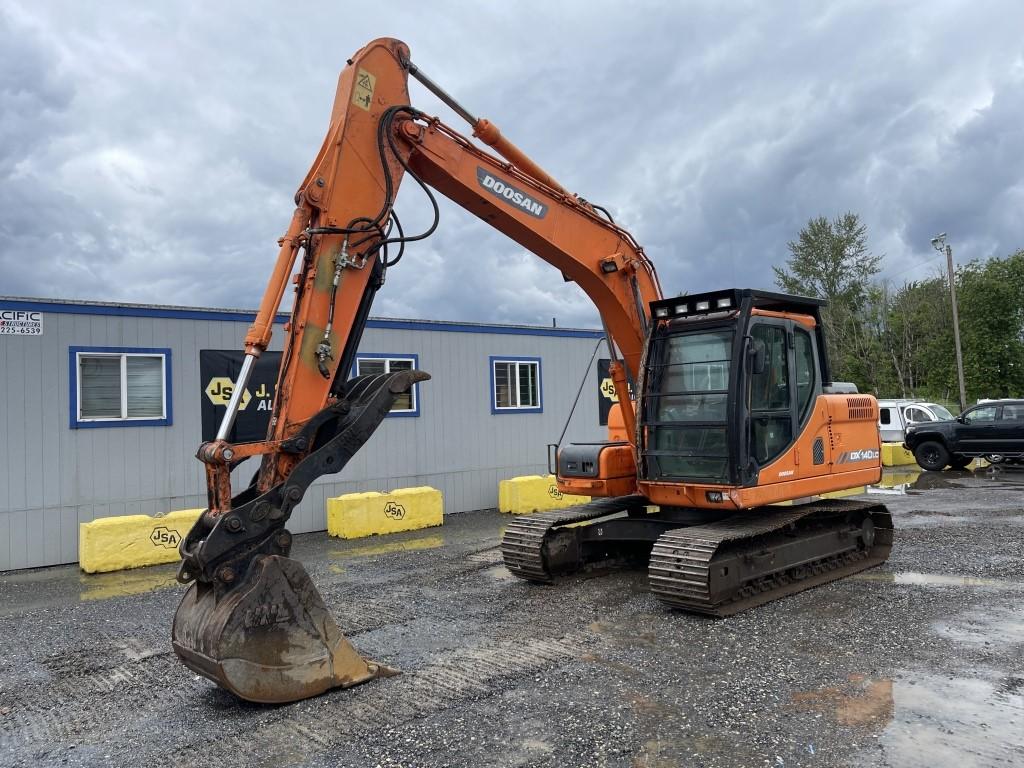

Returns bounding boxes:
[79,508,203,574]
[327,486,443,539]
[882,443,917,467]
[499,474,590,515]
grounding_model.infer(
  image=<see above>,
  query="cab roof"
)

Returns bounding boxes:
[650,288,825,322]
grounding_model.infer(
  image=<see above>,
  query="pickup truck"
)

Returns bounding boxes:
[904,399,1024,470]
[878,399,955,443]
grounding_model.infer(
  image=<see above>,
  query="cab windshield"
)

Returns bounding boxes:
[930,404,954,421]
[644,329,733,481]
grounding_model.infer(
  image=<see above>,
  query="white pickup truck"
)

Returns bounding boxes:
[878,399,955,443]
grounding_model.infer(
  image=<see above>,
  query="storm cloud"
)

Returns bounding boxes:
[2,1,1021,328]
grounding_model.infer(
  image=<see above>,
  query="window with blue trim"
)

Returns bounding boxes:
[490,357,542,413]
[70,347,172,428]
[354,354,419,416]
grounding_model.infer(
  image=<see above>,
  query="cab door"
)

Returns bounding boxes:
[745,319,823,479]
[956,404,1000,452]
[747,322,795,469]
[995,403,1024,452]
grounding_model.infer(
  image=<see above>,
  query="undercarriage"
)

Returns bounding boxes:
[501,497,893,616]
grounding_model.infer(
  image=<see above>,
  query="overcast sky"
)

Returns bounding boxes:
[2,1,1022,328]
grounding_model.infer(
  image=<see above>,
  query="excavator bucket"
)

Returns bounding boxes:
[173,554,395,703]
[172,370,426,703]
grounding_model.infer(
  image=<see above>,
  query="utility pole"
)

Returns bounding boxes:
[931,233,967,412]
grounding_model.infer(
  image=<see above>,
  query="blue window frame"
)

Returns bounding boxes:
[69,346,173,428]
[353,353,421,417]
[490,356,543,414]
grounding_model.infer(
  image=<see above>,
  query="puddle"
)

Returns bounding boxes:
[868,468,922,494]
[933,606,1024,646]
[791,673,894,727]
[791,670,1024,766]
[79,566,179,601]
[328,534,444,560]
[880,671,1024,767]
[866,465,1024,495]
[853,571,1024,590]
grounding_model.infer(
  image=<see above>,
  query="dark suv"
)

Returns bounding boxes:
[904,399,1024,471]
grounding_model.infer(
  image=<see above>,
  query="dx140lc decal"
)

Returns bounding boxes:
[476,167,548,219]
[836,448,881,464]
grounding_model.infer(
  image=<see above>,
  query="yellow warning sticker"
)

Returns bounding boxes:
[352,68,376,111]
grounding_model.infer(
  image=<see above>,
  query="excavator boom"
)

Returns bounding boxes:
[173,38,662,703]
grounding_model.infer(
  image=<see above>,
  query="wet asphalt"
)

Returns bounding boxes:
[0,466,1022,768]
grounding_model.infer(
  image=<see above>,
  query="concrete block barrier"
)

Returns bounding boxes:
[498,474,590,515]
[328,486,443,539]
[882,443,916,467]
[79,508,203,574]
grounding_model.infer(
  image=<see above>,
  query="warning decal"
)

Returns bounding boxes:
[352,68,376,111]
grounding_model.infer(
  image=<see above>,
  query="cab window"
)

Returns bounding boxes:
[905,406,932,424]
[963,405,998,423]
[750,325,790,411]
[1001,404,1024,421]
[794,329,815,420]
[749,324,792,466]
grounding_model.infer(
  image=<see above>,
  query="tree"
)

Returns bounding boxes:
[773,213,882,387]
[956,250,1024,400]
[883,277,954,400]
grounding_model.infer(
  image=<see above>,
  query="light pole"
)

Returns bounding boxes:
[931,233,967,412]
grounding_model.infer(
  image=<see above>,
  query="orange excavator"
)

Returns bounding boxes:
[173,37,892,704]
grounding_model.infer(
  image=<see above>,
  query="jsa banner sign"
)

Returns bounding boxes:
[200,350,282,442]
[598,358,615,426]
[0,310,43,336]
[597,359,637,426]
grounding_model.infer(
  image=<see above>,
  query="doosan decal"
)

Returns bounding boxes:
[476,167,548,218]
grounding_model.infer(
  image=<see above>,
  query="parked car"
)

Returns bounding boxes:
[877,399,955,443]
[904,399,1024,470]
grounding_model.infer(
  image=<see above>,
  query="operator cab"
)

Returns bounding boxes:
[638,288,829,488]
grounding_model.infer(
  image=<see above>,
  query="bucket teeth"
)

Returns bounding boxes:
[172,555,395,704]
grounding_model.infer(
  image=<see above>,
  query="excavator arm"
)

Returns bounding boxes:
[172,37,661,703]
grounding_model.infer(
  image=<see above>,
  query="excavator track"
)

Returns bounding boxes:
[501,496,651,582]
[648,500,893,617]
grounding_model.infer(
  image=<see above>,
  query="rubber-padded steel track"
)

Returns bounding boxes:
[501,496,649,582]
[648,500,893,617]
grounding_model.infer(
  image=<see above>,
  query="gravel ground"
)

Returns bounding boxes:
[0,466,1022,768]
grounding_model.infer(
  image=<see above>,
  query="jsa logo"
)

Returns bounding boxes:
[205,379,275,411]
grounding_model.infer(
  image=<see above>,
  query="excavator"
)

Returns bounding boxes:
[172,37,892,704]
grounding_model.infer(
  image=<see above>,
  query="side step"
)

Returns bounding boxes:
[648,500,893,617]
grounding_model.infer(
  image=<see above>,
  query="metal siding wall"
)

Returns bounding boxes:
[0,304,606,569]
